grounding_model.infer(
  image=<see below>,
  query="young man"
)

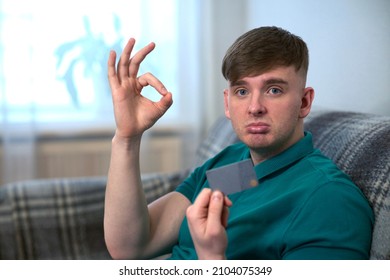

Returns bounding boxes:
[104,26,373,260]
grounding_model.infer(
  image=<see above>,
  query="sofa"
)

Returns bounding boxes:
[0,109,389,260]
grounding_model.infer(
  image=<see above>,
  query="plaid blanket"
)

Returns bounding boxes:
[0,173,188,259]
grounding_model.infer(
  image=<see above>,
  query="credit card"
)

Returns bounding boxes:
[206,159,258,195]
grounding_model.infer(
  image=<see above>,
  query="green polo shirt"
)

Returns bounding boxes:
[168,132,374,260]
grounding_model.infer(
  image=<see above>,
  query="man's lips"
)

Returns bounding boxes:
[246,122,270,133]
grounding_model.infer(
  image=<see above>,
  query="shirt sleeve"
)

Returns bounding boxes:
[174,164,210,203]
[174,169,199,202]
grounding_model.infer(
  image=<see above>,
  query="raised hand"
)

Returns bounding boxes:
[107,38,173,140]
[186,189,233,260]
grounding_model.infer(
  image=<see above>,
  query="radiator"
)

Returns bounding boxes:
[36,138,112,179]
[0,131,188,185]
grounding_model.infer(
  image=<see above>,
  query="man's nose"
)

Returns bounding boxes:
[248,92,266,116]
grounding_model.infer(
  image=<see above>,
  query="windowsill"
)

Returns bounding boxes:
[1,118,196,143]
[0,112,198,141]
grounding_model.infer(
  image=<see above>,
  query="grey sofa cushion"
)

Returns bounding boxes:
[195,117,239,166]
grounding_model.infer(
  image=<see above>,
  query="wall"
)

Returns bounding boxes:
[188,0,389,170]
[246,0,390,116]
[198,0,248,133]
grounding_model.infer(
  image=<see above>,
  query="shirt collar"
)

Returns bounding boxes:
[251,132,314,180]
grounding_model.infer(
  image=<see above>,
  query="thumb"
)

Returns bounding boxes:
[206,191,225,228]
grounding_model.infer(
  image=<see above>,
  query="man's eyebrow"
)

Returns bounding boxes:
[263,78,289,86]
[229,80,248,87]
[229,78,289,87]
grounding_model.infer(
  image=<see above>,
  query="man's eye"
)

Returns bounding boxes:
[236,89,248,96]
[268,88,282,95]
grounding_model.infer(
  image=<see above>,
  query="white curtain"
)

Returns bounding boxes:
[0,0,204,185]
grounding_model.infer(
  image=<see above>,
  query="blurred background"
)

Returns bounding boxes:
[0,0,389,185]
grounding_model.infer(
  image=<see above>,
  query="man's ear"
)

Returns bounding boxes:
[223,89,231,119]
[299,87,315,118]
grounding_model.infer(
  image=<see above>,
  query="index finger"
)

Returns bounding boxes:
[137,72,168,95]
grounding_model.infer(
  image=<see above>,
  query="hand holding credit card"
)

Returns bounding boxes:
[206,159,258,195]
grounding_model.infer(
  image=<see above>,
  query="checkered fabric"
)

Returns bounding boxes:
[0,172,188,259]
[0,177,108,259]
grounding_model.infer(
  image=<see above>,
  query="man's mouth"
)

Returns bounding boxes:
[246,122,270,134]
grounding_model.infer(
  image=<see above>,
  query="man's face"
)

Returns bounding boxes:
[224,66,314,164]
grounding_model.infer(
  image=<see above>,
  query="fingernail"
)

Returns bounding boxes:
[212,191,222,201]
[161,87,168,94]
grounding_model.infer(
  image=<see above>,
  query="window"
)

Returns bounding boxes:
[0,0,199,128]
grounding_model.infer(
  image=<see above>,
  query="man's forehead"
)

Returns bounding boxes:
[228,65,301,86]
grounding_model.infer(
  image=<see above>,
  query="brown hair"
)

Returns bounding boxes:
[222,26,309,83]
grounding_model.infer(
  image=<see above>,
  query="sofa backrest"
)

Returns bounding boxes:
[197,110,390,260]
[195,117,239,166]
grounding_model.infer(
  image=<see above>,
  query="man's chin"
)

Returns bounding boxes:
[241,134,271,148]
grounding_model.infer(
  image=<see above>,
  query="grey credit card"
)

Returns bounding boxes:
[206,159,258,195]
